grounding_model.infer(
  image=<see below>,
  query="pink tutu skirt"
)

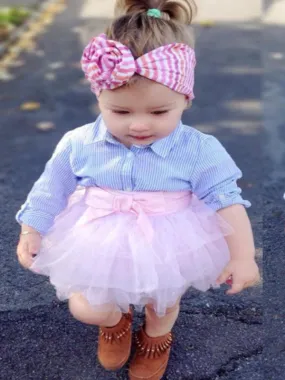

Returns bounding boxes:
[31,187,232,316]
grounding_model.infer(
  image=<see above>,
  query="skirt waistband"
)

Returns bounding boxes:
[68,187,193,243]
[82,186,192,215]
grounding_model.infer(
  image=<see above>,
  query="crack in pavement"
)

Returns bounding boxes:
[179,305,262,325]
[210,348,262,380]
[0,300,262,325]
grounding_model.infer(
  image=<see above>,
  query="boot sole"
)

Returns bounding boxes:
[98,343,132,372]
[129,369,165,380]
[129,358,168,380]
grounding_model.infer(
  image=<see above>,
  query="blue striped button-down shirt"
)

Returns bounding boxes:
[16,116,250,234]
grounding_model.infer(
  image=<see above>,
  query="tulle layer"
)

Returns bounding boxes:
[31,187,231,316]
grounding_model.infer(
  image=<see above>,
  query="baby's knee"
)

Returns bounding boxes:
[165,301,180,315]
[146,299,181,315]
[68,293,113,325]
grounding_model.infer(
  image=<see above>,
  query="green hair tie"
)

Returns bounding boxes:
[147,8,162,18]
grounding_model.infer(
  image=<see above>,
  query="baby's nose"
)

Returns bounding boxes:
[129,123,150,133]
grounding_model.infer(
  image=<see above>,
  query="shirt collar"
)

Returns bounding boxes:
[88,115,183,158]
[91,115,112,143]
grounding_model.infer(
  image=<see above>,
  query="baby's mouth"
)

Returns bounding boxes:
[130,135,153,140]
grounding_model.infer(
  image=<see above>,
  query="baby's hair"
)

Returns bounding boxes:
[106,0,197,58]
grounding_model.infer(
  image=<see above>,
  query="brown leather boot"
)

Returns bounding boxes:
[129,326,173,380]
[97,311,133,371]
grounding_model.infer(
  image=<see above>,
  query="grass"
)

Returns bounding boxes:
[0,7,30,26]
[0,7,31,42]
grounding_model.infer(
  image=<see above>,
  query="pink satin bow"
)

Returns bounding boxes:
[81,33,196,98]
[76,188,191,243]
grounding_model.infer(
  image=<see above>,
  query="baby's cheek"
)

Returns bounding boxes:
[112,120,128,137]
[104,115,122,133]
[157,123,176,138]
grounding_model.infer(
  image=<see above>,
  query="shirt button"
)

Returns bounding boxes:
[127,152,133,158]
[126,187,132,192]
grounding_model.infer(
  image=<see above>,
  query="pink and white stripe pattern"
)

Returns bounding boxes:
[81,34,196,99]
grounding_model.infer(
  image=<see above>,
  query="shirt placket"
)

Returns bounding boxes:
[121,151,134,191]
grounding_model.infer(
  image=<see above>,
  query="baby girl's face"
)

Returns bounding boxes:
[98,77,188,147]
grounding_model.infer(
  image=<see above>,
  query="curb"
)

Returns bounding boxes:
[0,0,63,59]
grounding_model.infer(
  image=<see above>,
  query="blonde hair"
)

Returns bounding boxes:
[106,0,197,58]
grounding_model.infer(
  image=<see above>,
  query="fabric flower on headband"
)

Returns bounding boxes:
[81,33,196,99]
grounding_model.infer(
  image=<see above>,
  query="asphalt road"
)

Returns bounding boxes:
[1,0,283,379]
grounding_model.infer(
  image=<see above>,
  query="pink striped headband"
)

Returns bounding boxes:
[81,33,196,99]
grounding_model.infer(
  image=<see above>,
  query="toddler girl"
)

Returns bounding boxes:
[16,1,260,379]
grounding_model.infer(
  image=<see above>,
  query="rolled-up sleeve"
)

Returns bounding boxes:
[191,135,251,211]
[16,132,77,234]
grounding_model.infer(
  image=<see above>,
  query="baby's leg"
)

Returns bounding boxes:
[145,298,181,337]
[129,299,180,379]
[69,293,122,327]
[69,293,133,371]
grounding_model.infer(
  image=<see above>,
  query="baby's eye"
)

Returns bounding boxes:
[152,110,168,115]
[112,110,130,115]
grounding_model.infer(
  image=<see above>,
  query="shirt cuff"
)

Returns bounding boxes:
[16,208,53,235]
[203,192,251,211]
